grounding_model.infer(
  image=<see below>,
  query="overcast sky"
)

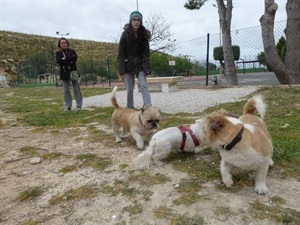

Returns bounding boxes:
[1,0,287,44]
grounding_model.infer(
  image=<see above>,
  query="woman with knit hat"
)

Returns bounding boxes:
[117,11,152,109]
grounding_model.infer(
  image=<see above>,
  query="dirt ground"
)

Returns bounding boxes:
[0,111,299,225]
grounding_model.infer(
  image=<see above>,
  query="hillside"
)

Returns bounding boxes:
[0,31,118,80]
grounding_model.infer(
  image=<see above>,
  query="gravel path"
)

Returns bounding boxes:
[82,86,258,114]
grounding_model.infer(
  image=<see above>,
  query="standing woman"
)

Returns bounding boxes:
[56,37,83,111]
[117,11,152,109]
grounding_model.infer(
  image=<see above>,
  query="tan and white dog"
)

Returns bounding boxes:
[133,119,202,169]
[201,95,273,195]
[111,86,161,150]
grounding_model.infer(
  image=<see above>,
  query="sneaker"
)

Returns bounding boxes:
[64,108,71,112]
[76,106,82,111]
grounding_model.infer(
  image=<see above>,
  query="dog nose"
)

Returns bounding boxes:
[152,122,157,128]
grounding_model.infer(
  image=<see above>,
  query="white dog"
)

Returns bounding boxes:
[201,95,273,195]
[133,119,202,169]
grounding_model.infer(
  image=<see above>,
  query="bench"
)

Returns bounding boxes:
[134,76,184,93]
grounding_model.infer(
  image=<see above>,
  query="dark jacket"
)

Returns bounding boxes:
[117,24,150,76]
[56,48,77,80]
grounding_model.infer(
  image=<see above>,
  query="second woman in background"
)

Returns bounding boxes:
[56,38,83,111]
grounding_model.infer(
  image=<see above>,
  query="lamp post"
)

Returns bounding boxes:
[136,0,139,10]
[56,31,69,37]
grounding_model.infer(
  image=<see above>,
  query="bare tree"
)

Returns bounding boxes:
[260,0,300,84]
[184,0,238,85]
[144,13,176,54]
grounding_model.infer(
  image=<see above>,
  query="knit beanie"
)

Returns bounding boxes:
[129,11,143,23]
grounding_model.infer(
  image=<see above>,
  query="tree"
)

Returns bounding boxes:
[260,0,300,84]
[257,52,266,67]
[112,13,176,55]
[144,13,176,54]
[184,0,238,85]
[276,36,286,62]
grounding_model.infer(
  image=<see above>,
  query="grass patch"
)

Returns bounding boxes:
[0,119,4,127]
[167,150,221,182]
[154,206,205,225]
[49,185,98,205]
[19,146,39,156]
[42,152,64,160]
[122,201,143,216]
[250,199,300,224]
[76,153,112,170]
[171,214,205,225]
[17,187,42,201]
[59,153,112,174]
[214,206,231,216]
[173,179,204,206]
[0,87,112,128]
[23,219,44,225]
[128,171,171,186]
[101,180,140,198]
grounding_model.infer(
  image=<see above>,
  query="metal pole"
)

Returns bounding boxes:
[205,33,209,86]
[136,0,139,10]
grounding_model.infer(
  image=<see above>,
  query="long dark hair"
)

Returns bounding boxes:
[126,24,150,41]
[57,37,69,48]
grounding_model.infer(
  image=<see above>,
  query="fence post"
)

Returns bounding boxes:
[206,33,210,86]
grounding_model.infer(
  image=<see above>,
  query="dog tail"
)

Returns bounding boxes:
[133,141,156,170]
[111,86,120,109]
[243,95,266,119]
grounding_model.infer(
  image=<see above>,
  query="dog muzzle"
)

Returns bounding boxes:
[150,122,158,129]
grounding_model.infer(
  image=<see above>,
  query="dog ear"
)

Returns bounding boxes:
[208,115,226,131]
[141,104,152,113]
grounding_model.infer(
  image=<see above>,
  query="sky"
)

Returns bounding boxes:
[1,0,288,45]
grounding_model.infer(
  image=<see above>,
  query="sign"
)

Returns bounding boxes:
[169,60,175,66]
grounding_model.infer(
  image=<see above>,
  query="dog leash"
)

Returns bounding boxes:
[178,126,200,151]
[222,126,244,151]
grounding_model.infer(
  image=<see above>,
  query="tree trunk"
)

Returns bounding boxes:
[260,0,300,84]
[217,0,238,85]
[285,0,300,83]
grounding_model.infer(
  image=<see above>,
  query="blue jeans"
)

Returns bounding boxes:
[124,71,151,108]
[62,80,83,109]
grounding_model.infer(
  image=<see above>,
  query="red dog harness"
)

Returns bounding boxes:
[178,126,200,151]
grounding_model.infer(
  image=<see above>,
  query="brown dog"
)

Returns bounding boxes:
[111,86,161,149]
[201,95,273,195]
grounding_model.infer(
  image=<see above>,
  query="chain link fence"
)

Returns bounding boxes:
[174,20,286,87]
[16,20,287,88]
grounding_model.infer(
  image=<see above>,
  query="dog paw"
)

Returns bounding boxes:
[222,177,233,188]
[154,161,165,167]
[255,182,268,195]
[115,138,122,143]
[136,143,144,150]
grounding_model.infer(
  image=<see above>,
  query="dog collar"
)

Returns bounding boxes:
[178,126,200,151]
[222,126,244,151]
[138,112,146,128]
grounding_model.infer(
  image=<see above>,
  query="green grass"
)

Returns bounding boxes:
[1,85,300,191]
[250,198,300,224]
[1,85,300,178]
[49,185,98,205]
[17,187,43,201]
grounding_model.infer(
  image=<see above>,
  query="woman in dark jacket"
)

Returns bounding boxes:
[117,11,152,109]
[56,38,82,111]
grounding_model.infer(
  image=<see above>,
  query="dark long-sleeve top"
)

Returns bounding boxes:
[117,25,150,76]
[56,48,77,80]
